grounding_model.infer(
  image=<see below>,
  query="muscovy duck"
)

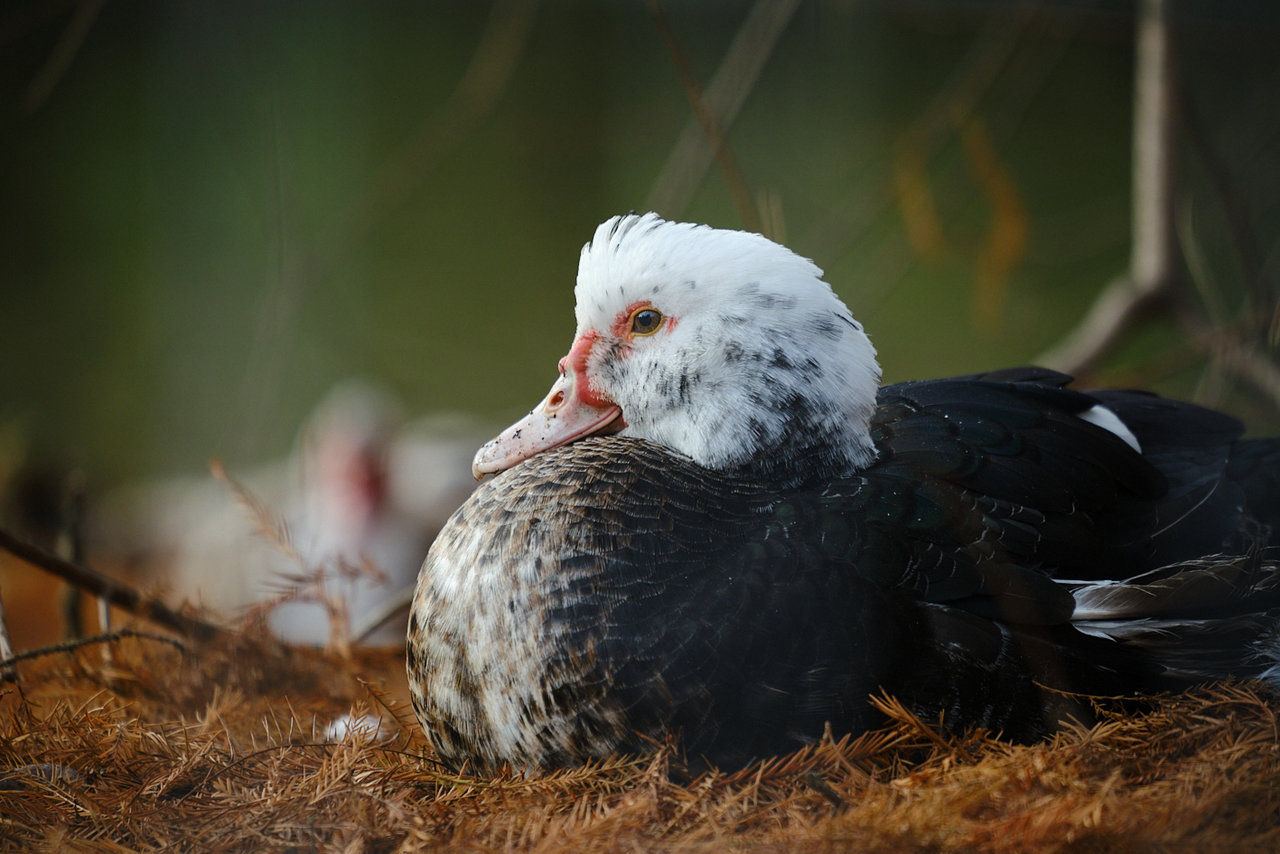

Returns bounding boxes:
[407,213,1280,772]
[93,381,482,647]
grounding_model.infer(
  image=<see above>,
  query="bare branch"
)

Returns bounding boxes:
[0,628,187,671]
[24,0,105,109]
[1130,0,1178,295]
[1036,272,1171,376]
[0,586,15,682]
[1039,0,1177,375]
[645,0,801,231]
[1179,310,1280,410]
[0,527,222,640]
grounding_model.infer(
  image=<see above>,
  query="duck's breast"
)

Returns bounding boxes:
[406,435,928,771]
[408,438,690,770]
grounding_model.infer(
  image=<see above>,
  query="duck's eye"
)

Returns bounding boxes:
[629,308,664,337]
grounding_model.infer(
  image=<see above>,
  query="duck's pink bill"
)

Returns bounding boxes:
[472,370,623,479]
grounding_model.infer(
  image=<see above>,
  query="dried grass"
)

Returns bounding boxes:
[2,624,1278,852]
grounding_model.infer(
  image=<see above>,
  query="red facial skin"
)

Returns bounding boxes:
[470,302,677,478]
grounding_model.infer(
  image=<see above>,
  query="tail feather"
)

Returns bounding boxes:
[1076,615,1280,684]
[1070,554,1280,621]
[1068,554,1280,688]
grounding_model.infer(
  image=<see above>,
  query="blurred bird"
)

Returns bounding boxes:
[92,381,483,647]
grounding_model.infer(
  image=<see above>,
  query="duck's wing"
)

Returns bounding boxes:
[845,366,1275,616]
[843,370,1151,617]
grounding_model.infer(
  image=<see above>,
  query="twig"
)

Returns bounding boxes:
[1179,309,1280,410]
[804,770,845,814]
[646,0,800,234]
[0,628,187,671]
[0,527,222,640]
[210,459,302,568]
[0,585,15,682]
[59,469,88,640]
[315,0,538,268]
[645,0,800,226]
[1038,0,1177,375]
[1036,271,1171,377]
[24,0,105,109]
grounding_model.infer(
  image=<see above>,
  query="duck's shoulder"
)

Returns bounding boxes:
[465,435,774,527]
[436,435,896,615]
[848,368,1170,615]
[869,368,1165,506]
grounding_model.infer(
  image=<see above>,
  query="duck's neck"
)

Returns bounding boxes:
[722,403,878,488]
[699,317,882,487]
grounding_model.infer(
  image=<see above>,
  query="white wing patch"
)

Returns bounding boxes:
[1078,404,1142,453]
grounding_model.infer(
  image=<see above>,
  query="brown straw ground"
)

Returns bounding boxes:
[1,623,1278,853]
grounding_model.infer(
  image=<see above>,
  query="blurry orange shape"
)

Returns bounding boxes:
[893,133,946,258]
[963,117,1028,332]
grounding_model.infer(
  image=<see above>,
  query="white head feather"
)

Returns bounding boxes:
[572,213,881,482]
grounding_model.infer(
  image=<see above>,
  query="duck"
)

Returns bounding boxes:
[406,213,1280,772]
[92,381,483,647]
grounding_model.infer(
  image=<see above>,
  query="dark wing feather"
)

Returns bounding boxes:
[862,371,1259,591]
[1087,388,1251,562]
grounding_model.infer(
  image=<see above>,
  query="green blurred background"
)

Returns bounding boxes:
[2,0,1278,491]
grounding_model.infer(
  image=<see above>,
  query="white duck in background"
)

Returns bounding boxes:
[408,213,1280,772]
[93,381,483,647]
[249,381,424,646]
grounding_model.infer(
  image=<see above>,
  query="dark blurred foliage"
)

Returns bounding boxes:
[0,0,1278,491]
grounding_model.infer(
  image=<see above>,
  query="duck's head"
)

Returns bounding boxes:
[473,213,881,485]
